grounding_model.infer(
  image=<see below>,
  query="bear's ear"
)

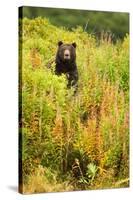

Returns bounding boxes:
[58,41,63,46]
[72,42,76,48]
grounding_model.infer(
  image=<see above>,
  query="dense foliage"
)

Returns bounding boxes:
[21,7,129,40]
[19,18,129,193]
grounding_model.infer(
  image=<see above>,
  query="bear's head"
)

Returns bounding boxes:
[57,41,76,63]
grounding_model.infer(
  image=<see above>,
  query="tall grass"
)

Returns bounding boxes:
[19,17,129,193]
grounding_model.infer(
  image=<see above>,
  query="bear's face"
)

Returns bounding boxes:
[57,41,76,63]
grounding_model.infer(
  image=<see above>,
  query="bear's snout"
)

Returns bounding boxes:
[64,49,70,60]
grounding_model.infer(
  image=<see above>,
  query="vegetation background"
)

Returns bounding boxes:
[22,6,129,40]
[19,7,129,194]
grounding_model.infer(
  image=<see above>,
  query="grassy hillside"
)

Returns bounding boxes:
[22,6,129,40]
[19,17,129,194]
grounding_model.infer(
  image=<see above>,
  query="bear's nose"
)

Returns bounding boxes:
[64,49,70,59]
[65,54,69,57]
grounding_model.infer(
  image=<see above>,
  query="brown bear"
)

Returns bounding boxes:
[55,41,78,92]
